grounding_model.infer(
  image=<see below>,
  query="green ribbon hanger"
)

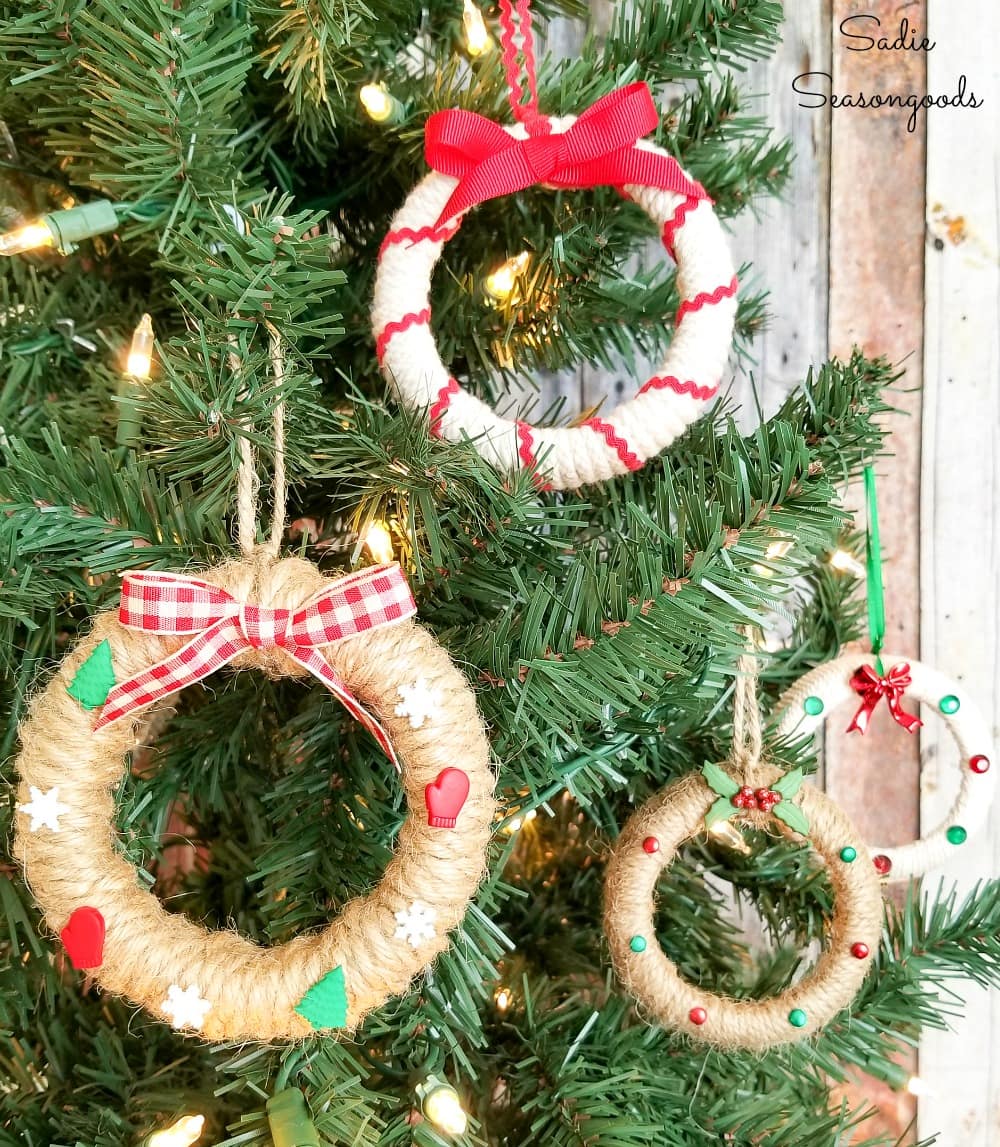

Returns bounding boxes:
[863,464,886,675]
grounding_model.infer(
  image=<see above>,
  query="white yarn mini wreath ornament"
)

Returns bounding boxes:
[371,1,738,491]
[774,652,997,882]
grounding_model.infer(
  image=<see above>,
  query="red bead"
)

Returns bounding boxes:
[755,788,769,800]
[688,1006,708,1025]
[850,942,870,959]
[873,854,893,876]
[770,790,782,804]
[970,754,991,774]
[731,794,745,808]
[740,786,754,797]
[642,836,660,854]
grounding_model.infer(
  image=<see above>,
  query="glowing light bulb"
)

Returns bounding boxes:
[0,220,55,256]
[707,819,751,854]
[829,548,864,576]
[504,807,537,834]
[765,539,793,560]
[494,986,512,1011]
[485,251,531,301]
[418,1077,468,1137]
[360,82,398,123]
[463,0,492,55]
[147,1114,205,1147]
[126,313,155,379]
[906,1075,932,1097]
[364,520,394,564]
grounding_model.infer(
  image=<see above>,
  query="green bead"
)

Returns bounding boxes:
[629,936,647,953]
[788,1008,808,1028]
[803,696,824,716]
[939,694,961,714]
[946,825,967,845]
[839,846,857,863]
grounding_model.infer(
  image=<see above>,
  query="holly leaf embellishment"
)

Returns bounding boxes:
[705,796,736,828]
[773,800,810,835]
[701,762,740,799]
[772,768,804,799]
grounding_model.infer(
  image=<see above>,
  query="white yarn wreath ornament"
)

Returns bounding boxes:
[372,122,738,491]
[774,653,997,881]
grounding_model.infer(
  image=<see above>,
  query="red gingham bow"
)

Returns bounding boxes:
[94,565,417,769]
[424,82,708,227]
[847,662,923,736]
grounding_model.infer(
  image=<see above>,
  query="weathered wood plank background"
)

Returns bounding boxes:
[543,2,1000,1141]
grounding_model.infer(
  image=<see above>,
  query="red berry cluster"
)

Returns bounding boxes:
[730,786,782,812]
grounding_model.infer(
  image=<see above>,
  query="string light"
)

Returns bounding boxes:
[494,986,512,1011]
[829,548,865,577]
[462,0,492,56]
[504,807,537,834]
[485,251,531,302]
[0,221,54,256]
[146,1114,205,1147]
[0,199,118,256]
[364,520,394,564]
[707,819,752,855]
[126,313,155,379]
[360,82,401,123]
[416,1076,468,1137]
[906,1075,932,1097]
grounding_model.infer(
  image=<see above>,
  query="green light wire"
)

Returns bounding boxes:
[863,464,886,675]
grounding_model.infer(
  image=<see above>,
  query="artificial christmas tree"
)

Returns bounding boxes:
[1,1,998,1145]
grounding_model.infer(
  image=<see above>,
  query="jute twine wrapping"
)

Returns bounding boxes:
[775,652,997,882]
[14,552,496,1042]
[372,122,737,490]
[604,647,884,1050]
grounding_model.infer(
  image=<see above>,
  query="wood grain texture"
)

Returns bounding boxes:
[918,1,1000,1140]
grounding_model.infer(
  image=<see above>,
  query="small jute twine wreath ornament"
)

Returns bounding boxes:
[371,0,737,491]
[774,652,996,883]
[604,640,884,1050]
[14,328,496,1042]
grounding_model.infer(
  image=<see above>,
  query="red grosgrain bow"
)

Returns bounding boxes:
[847,662,924,736]
[93,565,417,769]
[424,82,707,228]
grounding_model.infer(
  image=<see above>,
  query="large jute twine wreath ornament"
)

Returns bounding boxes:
[604,646,884,1050]
[371,0,738,491]
[14,330,496,1042]
[774,652,997,883]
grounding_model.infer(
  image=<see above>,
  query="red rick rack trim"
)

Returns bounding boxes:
[584,418,643,471]
[638,374,719,401]
[429,377,461,438]
[675,276,738,325]
[661,195,701,260]
[376,309,431,364]
[516,421,552,490]
[378,220,462,262]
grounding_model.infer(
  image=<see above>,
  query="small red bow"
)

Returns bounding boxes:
[94,565,417,769]
[424,82,707,227]
[847,662,923,736]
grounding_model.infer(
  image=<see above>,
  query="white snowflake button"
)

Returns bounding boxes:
[161,983,211,1030]
[18,785,70,833]
[394,900,437,948]
[395,677,441,730]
